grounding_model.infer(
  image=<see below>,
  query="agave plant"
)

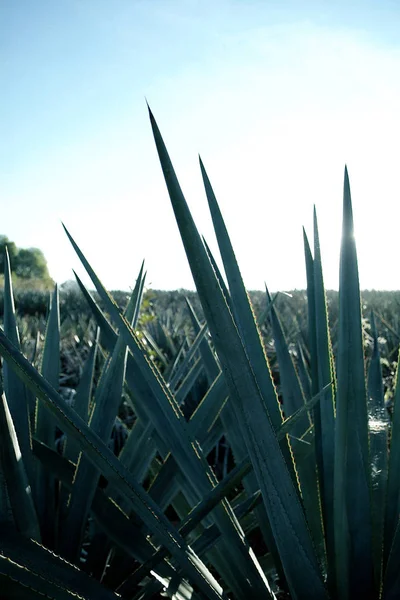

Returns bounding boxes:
[0,107,398,600]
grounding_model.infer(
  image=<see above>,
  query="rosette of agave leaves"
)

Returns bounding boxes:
[0,108,398,600]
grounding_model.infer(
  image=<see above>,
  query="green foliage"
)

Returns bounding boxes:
[0,236,18,272]
[0,235,52,281]
[0,109,399,600]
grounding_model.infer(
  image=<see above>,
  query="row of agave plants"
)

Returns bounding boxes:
[0,107,399,599]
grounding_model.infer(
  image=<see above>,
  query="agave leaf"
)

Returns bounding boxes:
[60,270,143,561]
[0,471,14,529]
[264,285,324,560]
[334,167,374,599]
[167,338,190,384]
[278,383,330,440]
[0,528,119,600]
[63,327,99,465]
[0,388,40,540]
[63,223,275,599]
[142,329,170,369]
[73,270,158,429]
[189,372,228,442]
[147,375,228,514]
[168,322,208,392]
[185,297,221,383]
[383,518,400,600]
[303,227,319,400]
[296,341,312,403]
[367,311,389,588]
[384,348,400,568]
[151,375,327,524]
[0,329,225,600]
[150,108,327,599]
[74,270,118,350]
[118,418,158,484]
[264,286,311,434]
[148,453,184,512]
[120,479,262,598]
[132,575,197,600]
[35,285,60,549]
[133,261,146,326]
[312,208,336,588]
[200,168,300,591]
[123,356,170,455]
[256,290,280,329]
[200,159,295,474]
[174,357,204,407]
[186,278,289,589]
[2,247,35,489]
[59,342,128,561]
[137,382,326,600]
[187,293,291,591]
[202,237,232,310]
[31,438,194,591]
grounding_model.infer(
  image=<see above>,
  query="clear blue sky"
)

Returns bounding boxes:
[2,0,400,291]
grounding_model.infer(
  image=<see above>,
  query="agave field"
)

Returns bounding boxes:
[1,108,400,600]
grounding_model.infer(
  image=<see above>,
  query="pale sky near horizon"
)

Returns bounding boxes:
[2,1,400,292]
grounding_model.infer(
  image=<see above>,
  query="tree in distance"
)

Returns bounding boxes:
[0,235,52,281]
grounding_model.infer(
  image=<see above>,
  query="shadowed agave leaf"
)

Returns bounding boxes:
[149,106,328,600]
[63,223,276,599]
[0,388,40,541]
[311,208,336,590]
[264,285,324,562]
[334,167,374,600]
[35,285,60,549]
[59,264,144,561]
[0,529,119,600]
[367,311,389,589]
[0,329,226,600]
[384,348,400,570]
[2,247,36,489]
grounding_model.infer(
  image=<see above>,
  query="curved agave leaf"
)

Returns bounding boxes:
[384,348,400,569]
[264,286,324,561]
[383,518,400,600]
[35,285,60,549]
[367,311,389,588]
[202,237,232,311]
[2,248,35,489]
[149,107,327,599]
[168,322,208,392]
[0,389,40,540]
[0,330,225,600]
[62,223,275,599]
[296,342,311,403]
[31,438,196,595]
[60,264,144,561]
[312,208,336,590]
[0,528,119,600]
[334,167,374,599]
[186,277,289,590]
[200,160,293,468]
[63,327,100,464]
[73,270,117,350]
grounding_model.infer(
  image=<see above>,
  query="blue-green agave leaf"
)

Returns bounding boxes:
[0,388,40,541]
[2,247,35,489]
[367,311,389,588]
[313,208,336,588]
[334,167,374,599]
[35,285,60,549]
[384,348,400,569]
[149,108,327,599]
[0,329,226,600]
[63,222,276,599]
